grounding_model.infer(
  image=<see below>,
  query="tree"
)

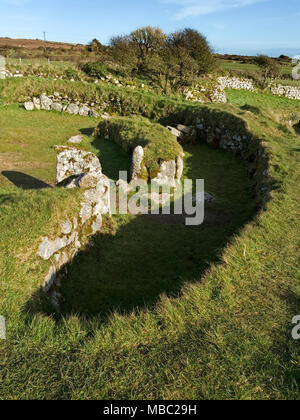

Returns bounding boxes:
[254,55,281,89]
[169,29,215,75]
[130,26,166,74]
[110,35,139,73]
[87,39,104,54]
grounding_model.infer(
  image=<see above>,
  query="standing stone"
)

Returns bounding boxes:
[131,146,146,181]
[176,156,184,182]
[56,147,102,184]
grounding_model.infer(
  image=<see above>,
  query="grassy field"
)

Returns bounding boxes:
[218,58,299,86]
[0,84,299,399]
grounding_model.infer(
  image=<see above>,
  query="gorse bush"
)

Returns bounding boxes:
[81,62,107,79]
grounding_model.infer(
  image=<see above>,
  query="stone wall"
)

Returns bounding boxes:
[37,147,110,307]
[167,113,271,206]
[218,76,256,92]
[218,76,300,101]
[271,84,300,100]
[24,93,110,118]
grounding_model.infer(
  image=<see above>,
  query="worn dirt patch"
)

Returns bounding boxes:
[0,152,51,171]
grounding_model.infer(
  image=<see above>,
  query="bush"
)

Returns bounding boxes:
[81,62,107,79]
[65,67,80,80]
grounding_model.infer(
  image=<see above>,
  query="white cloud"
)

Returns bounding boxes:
[165,0,270,20]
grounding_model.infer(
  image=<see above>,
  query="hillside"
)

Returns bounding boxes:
[0,37,80,50]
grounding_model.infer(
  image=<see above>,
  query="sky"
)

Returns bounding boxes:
[0,0,299,56]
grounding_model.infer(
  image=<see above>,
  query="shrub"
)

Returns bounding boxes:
[81,62,107,79]
[65,67,80,80]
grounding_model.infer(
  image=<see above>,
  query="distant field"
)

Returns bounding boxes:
[218,58,299,85]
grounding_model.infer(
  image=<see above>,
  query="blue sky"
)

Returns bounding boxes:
[0,0,299,56]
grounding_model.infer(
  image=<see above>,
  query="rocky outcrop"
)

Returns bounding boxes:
[37,147,110,307]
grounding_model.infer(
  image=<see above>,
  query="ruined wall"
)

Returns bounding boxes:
[37,147,110,307]
[218,76,256,92]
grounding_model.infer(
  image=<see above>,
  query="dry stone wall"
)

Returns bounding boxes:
[166,114,271,206]
[23,93,112,118]
[218,76,256,92]
[271,84,300,100]
[37,147,110,307]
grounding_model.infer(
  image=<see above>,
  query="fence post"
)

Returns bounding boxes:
[0,55,6,79]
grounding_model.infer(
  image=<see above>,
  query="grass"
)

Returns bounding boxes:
[0,104,131,188]
[0,81,299,400]
[58,142,254,317]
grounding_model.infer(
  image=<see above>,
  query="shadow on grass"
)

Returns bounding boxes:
[25,142,256,321]
[1,171,52,190]
[79,128,131,181]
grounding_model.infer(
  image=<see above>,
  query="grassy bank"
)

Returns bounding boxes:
[0,85,299,399]
[95,116,183,179]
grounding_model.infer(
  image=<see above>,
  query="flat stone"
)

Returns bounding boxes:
[56,147,102,184]
[152,160,176,187]
[37,236,68,261]
[167,126,182,138]
[68,135,83,144]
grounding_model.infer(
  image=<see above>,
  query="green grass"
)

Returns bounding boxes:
[0,104,131,188]
[0,81,299,400]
